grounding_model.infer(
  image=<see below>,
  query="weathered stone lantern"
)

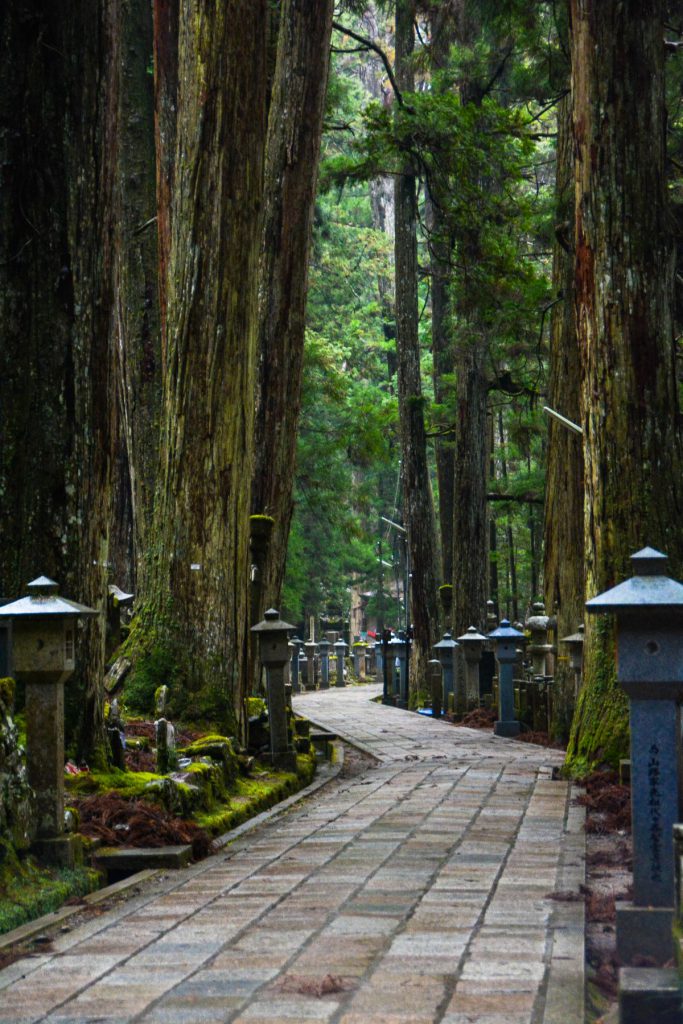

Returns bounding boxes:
[251,609,297,772]
[334,638,348,687]
[526,601,553,677]
[433,633,459,713]
[586,547,683,965]
[488,619,525,737]
[318,637,331,689]
[457,626,487,713]
[560,624,584,699]
[352,639,367,680]
[0,576,97,864]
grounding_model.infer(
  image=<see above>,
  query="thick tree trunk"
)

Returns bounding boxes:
[111,0,161,593]
[251,0,335,608]
[0,2,116,766]
[394,0,440,694]
[134,0,268,733]
[543,92,584,739]
[567,0,683,770]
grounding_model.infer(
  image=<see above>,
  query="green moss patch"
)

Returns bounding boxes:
[0,841,98,936]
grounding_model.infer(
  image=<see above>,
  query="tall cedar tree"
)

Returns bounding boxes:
[250,0,335,640]
[394,0,441,693]
[567,0,683,769]
[133,0,268,731]
[543,92,584,738]
[0,1,117,765]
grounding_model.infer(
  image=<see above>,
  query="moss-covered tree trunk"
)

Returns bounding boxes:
[567,0,683,771]
[394,0,440,694]
[110,0,162,593]
[0,2,116,766]
[543,93,584,739]
[251,0,335,613]
[134,0,268,732]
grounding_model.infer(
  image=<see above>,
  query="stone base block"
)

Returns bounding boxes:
[619,967,681,1024]
[619,758,631,785]
[32,833,83,869]
[616,902,675,966]
[270,750,298,773]
[494,719,521,738]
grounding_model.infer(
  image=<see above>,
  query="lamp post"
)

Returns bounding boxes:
[488,619,525,737]
[457,626,487,712]
[0,576,98,865]
[251,609,297,772]
[586,547,683,965]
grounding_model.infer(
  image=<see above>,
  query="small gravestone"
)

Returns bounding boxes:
[155,717,169,774]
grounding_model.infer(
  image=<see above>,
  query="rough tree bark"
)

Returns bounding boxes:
[133,0,268,732]
[251,0,335,611]
[111,0,161,593]
[567,0,683,770]
[394,0,441,694]
[0,2,117,765]
[543,92,584,739]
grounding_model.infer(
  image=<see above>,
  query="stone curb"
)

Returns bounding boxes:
[0,744,345,953]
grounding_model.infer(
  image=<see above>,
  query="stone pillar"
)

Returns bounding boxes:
[352,641,367,679]
[334,639,348,687]
[586,547,683,966]
[319,638,330,689]
[526,601,553,677]
[433,633,458,713]
[488,620,524,737]
[305,639,318,689]
[290,637,303,693]
[428,659,443,717]
[390,634,408,708]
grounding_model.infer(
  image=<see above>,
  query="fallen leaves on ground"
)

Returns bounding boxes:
[278,974,352,998]
[71,794,214,859]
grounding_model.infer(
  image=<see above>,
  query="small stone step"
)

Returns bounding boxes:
[94,845,193,875]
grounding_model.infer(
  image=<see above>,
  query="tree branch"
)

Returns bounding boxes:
[332,21,407,109]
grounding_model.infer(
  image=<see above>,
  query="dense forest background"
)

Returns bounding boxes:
[1,0,682,774]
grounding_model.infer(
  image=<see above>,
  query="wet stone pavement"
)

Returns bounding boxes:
[0,683,585,1024]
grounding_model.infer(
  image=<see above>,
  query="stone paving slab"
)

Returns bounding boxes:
[0,683,584,1023]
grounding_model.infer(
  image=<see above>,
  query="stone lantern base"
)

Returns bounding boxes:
[494,720,521,738]
[269,750,298,773]
[32,833,84,869]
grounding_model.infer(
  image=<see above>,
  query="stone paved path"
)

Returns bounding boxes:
[0,684,585,1024]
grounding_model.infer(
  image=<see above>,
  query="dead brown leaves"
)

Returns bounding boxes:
[71,794,214,859]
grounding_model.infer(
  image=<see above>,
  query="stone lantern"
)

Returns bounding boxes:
[0,576,97,864]
[251,609,297,772]
[586,547,683,965]
[457,626,487,713]
[526,601,553,677]
[318,637,331,689]
[352,639,367,680]
[433,633,459,714]
[488,619,525,737]
[560,624,584,699]
[334,638,348,687]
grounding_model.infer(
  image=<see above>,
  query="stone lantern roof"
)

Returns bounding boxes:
[586,548,683,611]
[0,577,98,618]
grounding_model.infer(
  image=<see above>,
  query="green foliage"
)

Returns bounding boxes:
[0,842,98,935]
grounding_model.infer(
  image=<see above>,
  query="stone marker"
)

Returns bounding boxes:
[318,637,331,689]
[428,659,442,717]
[586,547,683,966]
[389,633,408,708]
[334,638,348,687]
[305,637,318,688]
[0,576,98,866]
[526,601,553,677]
[488,619,525,737]
[433,632,459,714]
[290,636,303,693]
[251,609,297,772]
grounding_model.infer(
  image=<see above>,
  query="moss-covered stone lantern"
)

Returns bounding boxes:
[0,576,97,864]
[251,609,297,772]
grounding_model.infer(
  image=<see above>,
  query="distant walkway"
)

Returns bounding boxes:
[0,684,584,1024]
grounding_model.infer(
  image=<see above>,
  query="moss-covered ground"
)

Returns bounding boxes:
[0,841,99,935]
